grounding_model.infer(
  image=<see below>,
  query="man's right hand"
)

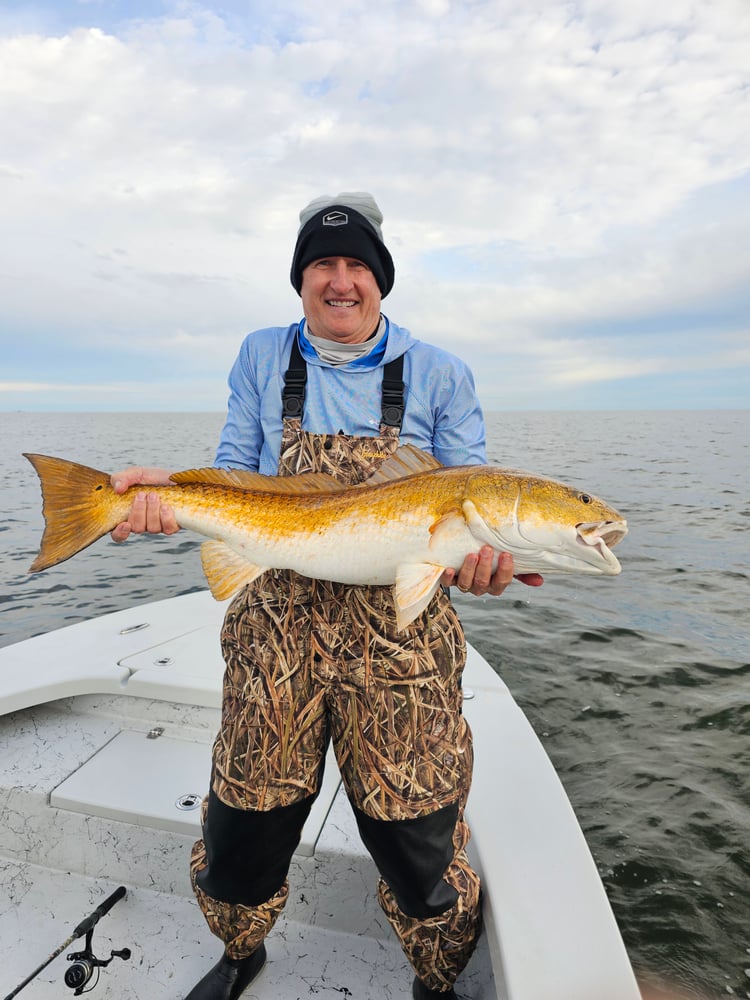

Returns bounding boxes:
[109,467,180,541]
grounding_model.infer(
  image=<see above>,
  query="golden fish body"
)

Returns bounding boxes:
[24,446,627,629]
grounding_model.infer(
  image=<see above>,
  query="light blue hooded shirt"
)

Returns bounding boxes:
[215,318,487,474]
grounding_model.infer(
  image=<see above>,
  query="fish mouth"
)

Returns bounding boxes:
[576,520,628,569]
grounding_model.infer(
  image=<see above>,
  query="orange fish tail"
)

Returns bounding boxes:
[24,454,124,572]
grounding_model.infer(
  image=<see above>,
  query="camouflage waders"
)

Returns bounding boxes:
[190,416,482,991]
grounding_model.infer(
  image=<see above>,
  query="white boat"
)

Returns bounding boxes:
[0,590,641,1000]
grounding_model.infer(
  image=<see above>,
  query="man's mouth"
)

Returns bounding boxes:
[326,299,357,308]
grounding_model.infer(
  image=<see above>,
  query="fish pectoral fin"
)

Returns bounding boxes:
[393,563,446,631]
[364,445,443,486]
[428,508,467,544]
[200,541,268,601]
[462,497,518,550]
[171,467,345,495]
[463,496,541,555]
[461,498,493,538]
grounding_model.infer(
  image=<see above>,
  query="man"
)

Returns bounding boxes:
[112,192,542,1000]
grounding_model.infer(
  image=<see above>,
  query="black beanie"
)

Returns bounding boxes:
[290,202,395,297]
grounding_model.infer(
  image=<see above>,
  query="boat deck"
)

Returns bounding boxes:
[0,686,495,998]
[0,591,641,1000]
[0,593,495,999]
[0,799,495,999]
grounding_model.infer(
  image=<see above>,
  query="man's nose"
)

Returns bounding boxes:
[329,260,353,290]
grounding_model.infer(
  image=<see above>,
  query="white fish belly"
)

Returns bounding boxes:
[220,516,429,585]
[213,507,482,586]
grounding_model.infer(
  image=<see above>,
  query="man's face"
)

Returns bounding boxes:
[300,256,382,343]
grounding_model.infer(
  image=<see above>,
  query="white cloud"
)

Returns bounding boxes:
[0,0,749,409]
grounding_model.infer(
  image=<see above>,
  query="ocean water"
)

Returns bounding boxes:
[1,409,748,999]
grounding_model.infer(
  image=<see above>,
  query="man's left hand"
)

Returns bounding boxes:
[441,547,544,596]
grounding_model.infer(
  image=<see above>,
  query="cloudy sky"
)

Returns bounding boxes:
[1,0,748,412]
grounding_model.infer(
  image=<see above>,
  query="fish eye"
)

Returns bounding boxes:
[579,493,592,504]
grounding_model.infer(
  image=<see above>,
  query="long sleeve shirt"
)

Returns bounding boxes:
[215,317,487,474]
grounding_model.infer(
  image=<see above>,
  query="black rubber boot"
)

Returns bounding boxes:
[412,976,458,999]
[184,944,267,1000]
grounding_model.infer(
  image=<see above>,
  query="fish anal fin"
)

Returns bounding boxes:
[364,445,443,486]
[200,540,268,601]
[394,563,446,631]
[172,467,345,495]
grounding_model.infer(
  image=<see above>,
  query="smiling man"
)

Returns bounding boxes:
[299,255,381,342]
[112,192,542,1000]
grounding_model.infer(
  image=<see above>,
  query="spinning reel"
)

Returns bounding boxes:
[64,925,131,995]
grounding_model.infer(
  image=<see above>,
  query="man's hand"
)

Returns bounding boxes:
[109,467,180,542]
[441,547,544,596]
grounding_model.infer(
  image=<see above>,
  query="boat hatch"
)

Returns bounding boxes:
[119,625,227,708]
[51,731,341,856]
[0,591,232,716]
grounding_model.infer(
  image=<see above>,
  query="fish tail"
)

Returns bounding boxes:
[24,453,125,572]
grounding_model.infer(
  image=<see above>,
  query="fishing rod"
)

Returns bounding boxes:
[3,885,131,998]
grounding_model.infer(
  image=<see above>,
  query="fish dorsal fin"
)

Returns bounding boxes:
[200,540,269,600]
[171,467,346,495]
[364,445,443,486]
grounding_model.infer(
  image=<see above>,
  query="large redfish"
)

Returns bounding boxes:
[24,446,627,629]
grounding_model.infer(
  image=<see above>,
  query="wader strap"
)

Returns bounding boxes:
[281,334,405,431]
[281,335,307,419]
[380,352,404,429]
